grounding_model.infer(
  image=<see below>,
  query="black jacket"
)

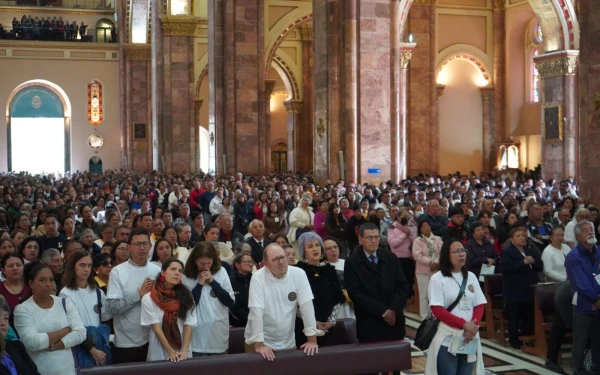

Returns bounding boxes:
[1,340,40,375]
[526,220,553,253]
[344,246,409,343]
[247,237,272,264]
[295,262,345,322]
[500,245,543,303]
[229,270,251,327]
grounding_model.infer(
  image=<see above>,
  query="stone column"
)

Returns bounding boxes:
[284,100,303,172]
[578,0,600,203]
[264,79,276,174]
[299,24,314,174]
[480,86,495,172]
[208,0,224,175]
[194,98,204,170]
[123,43,152,171]
[343,0,357,183]
[394,42,415,182]
[434,84,445,171]
[408,0,437,175]
[534,50,579,180]
[492,0,506,154]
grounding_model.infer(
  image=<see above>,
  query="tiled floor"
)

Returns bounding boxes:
[401,312,572,375]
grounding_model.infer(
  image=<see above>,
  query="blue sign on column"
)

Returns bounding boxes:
[367,168,381,174]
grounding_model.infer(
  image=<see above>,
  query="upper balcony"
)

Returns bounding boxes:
[0,0,113,10]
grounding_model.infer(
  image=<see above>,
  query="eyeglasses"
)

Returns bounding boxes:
[131,241,150,248]
[241,260,254,265]
[363,235,380,242]
[450,249,467,255]
[270,255,287,264]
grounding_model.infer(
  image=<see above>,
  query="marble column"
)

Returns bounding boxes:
[343,0,357,183]
[210,0,265,175]
[480,86,495,172]
[265,79,276,174]
[534,50,579,180]
[284,100,303,172]
[492,0,506,153]
[299,24,314,174]
[408,0,437,175]
[395,42,415,182]
[434,84,445,171]
[578,0,600,203]
[123,44,152,171]
[194,98,204,171]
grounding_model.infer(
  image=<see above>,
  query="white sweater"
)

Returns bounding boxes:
[14,295,86,375]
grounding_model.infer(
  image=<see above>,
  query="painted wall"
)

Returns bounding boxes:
[0,58,120,172]
[438,59,484,175]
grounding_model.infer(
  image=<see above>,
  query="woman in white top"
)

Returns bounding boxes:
[14,261,86,375]
[182,242,234,356]
[59,250,113,366]
[542,227,571,282]
[323,237,354,319]
[141,258,196,362]
[150,238,174,268]
[287,195,315,245]
[426,239,487,375]
[217,197,234,216]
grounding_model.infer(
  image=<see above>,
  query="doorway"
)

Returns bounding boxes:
[89,156,103,173]
[272,142,287,173]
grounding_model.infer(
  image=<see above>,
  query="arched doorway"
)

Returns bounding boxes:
[6,80,71,174]
[89,156,103,173]
[272,142,287,173]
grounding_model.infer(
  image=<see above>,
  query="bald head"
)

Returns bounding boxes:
[263,243,288,278]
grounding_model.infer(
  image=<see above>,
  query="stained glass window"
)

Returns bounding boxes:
[533,50,540,103]
[536,24,543,43]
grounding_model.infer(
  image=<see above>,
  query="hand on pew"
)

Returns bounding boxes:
[300,339,319,356]
[254,342,276,361]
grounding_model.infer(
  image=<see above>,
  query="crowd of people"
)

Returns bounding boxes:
[0,169,595,375]
[0,15,100,42]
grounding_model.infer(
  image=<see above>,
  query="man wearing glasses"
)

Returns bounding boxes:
[106,228,161,363]
[245,243,322,361]
[345,222,409,375]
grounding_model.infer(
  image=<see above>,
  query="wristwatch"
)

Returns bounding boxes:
[49,344,55,351]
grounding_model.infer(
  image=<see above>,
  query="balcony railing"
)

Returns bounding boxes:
[0,0,113,10]
[0,26,117,43]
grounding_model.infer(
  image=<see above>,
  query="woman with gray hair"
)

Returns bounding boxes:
[293,232,345,347]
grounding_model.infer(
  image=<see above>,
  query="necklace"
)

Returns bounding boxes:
[307,263,320,277]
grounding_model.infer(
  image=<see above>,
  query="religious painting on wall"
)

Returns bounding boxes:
[88,80,103,125]
[134,123,146,139]
[543,105,563,142]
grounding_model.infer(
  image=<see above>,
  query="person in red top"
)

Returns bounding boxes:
[189,181,205,213]
[0,253,29,329]
[253,192,269,221]
[441,206,469,244]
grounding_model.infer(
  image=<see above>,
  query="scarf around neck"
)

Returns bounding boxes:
[421,233,437,258]
[150,281,182,350]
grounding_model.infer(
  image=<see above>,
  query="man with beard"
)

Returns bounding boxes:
[565,221,600,375]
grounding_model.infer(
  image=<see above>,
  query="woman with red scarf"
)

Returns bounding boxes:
[141,258,196,362]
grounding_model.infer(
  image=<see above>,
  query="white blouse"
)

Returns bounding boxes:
[542,243,571,282]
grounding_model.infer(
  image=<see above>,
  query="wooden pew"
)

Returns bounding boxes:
[406,274,420,315]
[522,282,560,357]
[482,274,506,344]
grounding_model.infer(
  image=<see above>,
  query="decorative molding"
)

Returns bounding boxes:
[412,0,435,5]
[265,79,277,99]
[123,43,151,60]
[159,15,201,36]
[0,6,113,15]
[273,56,300,99]
[480,86,495,103]
[194,98,204,112]
[436,84,446,100]
[299,24,312,41]
[0,39,118,51]
[534,50,579,78]
[440,53,490,82]
[399,42,416,69]
[492,0,505,10]
[283,100,303,114]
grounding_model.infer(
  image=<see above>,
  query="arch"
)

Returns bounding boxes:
[89,157,103,173]
[264,12,312,78]
[527,0,579,52]
[6,80,72,172]
[272,55,300,100]
[96,18,115,43]
[195,64,208,99]
[435,45,492,86]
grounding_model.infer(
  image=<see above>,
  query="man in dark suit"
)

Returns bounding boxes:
[345,222,409,375]
[246,219,271,265]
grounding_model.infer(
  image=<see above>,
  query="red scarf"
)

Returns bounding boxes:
[150,281,182,350]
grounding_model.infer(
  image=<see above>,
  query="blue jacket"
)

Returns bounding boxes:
[565,243,600,315]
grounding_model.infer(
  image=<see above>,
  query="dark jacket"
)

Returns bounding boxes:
[441,222,469,244]
[1,339,40,375]
[229,270,251,327]
[418,213,449,237]
[465,238,499,278]
[344,246,409,342]
[500,245,543,304]
[346,216,367,253]
[218,230,244,250]
[526,220,553,254]
[565,244,600,315]
[247,237,272,265]
[233,202,254,235]
[296,262,345,322]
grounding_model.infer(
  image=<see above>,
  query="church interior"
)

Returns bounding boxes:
[0,0,599,374]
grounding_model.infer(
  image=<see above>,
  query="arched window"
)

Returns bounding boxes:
[536,24,543,44]
[532,49,540,103]
[95,19,115,43]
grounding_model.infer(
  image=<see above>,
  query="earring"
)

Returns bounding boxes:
[160,275,166,282]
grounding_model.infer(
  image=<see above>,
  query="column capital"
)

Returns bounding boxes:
[265,79,277,99]
[492,0,505,10]
[300,24,313,41]
[480,86,495,103]
[412,0,435,5]
[436,84,446,100]
[159,15,201,36]
[123,43,151,60]
[534,50,579,78]
[283,100,303,114]
[399,43,417,69]
[194,98,204,112]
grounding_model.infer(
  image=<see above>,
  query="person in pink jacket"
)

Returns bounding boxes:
[388,209,417,299]
[412,220,443,319]
[313,200,329,239]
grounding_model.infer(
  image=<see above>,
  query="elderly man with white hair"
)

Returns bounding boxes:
[245,243,323,361]
[417,200,449,237]
[564,208,591,248]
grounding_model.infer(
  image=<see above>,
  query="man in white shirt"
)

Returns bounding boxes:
[245,244,322,361]
[106,228,161,363]
[564,208,591,248]
[374,190,392,220]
